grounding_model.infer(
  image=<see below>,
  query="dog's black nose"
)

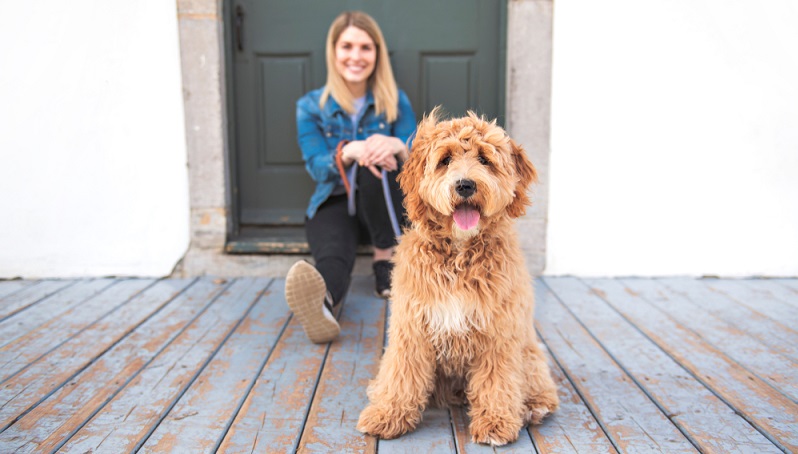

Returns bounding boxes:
[455,179,477,198]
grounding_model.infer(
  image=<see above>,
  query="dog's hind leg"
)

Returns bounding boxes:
[520,341,559,425]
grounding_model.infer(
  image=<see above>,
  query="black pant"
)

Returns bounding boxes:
[305,166,405,305]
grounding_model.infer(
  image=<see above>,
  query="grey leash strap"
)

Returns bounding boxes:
[346,163,402,238]
[381,169,402,238]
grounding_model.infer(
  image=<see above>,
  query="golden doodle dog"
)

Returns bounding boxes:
[357,110,559,446]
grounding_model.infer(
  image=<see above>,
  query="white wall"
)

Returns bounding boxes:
[0,1,189,277]
[547,1,798,276]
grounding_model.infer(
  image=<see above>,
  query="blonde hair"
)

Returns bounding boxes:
[320,11,399,122]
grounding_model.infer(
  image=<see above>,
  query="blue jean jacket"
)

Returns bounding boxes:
[296,87,416,219]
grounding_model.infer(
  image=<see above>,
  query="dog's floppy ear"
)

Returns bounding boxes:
[398,109,441,223]
[506,138,538,218]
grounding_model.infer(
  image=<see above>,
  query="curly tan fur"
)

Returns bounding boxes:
[357,110,559,446]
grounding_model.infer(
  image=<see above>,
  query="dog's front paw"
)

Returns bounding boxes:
[357,404,421,439]
[470,414,522,447]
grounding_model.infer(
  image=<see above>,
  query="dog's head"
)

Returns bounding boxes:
[399,109,538,237]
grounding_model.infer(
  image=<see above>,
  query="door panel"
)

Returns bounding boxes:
[229,0,504,227]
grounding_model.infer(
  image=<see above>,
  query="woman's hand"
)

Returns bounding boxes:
[361,134,408,173]
[342,135,408,178]
[341,141,366,165]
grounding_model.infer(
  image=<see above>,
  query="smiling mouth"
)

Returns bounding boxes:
[453,203,481,230]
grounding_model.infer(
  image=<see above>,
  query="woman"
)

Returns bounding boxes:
[286,11,416,343]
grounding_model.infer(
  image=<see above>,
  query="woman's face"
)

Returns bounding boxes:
[334,26,377,94]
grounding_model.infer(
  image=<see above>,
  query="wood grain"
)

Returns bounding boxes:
[560,277,782,453]
[704,279,798,335]
[658,278,798,361]
[529,334,618,454]
[0,278,195,433]
[140,278,284,452]
[0,279,113,343]
[536,278,697,453]
[0,279,155,382]
[588,277,798,452]
[216,314,330,453]
[60,278,269,453]
[0,276,795,452]
[297,275,385,453]
[0,280,75,321]
[0,280,34,301]
[621,278,798,403]
[0,277,222,451]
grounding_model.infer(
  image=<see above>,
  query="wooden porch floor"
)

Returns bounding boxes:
[0,275,796,453]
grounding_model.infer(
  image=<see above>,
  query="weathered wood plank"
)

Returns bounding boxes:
[0,277,220,451]
[705,279,798,332]
[659,277,798,362]
[621,278,798,403]
[0,279,116,347]
[529,340,618,454]
[771,279,798,305]
[217,314,329,452]
[0,279,155,382]
[0,279,194,433]
[588,277,798,452]
[0,280,34,300]
[557,277,782,453]
[139,279,286,453]
[297,275,385,453]
[0,280,76,321]
[536,278,697,453]
[380,407,456,453]
[58,278,269,453]
[747,279,798,309]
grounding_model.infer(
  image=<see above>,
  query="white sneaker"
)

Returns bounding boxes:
[285,261,340,344]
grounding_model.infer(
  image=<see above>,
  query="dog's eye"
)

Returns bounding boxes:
[440,156,451,167]
[478,155,490,165]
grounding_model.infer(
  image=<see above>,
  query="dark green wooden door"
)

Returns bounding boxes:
[227,0,505,229]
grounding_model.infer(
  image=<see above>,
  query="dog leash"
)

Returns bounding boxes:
[335,141,402,238]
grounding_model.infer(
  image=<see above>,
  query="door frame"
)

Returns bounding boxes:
[174,0,553,277]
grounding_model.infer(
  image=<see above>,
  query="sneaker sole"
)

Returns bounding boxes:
[285,261,340,344]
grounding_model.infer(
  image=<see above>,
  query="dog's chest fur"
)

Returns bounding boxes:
[423,295,488,375]
[425,297,474,335]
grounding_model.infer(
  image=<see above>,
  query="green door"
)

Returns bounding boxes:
[226,0,505,238]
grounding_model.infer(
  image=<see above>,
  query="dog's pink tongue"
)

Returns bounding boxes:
[453,205,480,230]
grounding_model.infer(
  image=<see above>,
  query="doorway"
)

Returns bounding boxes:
[224,0,506,252]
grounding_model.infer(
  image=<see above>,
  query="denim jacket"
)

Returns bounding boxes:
[296,87,416,219]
